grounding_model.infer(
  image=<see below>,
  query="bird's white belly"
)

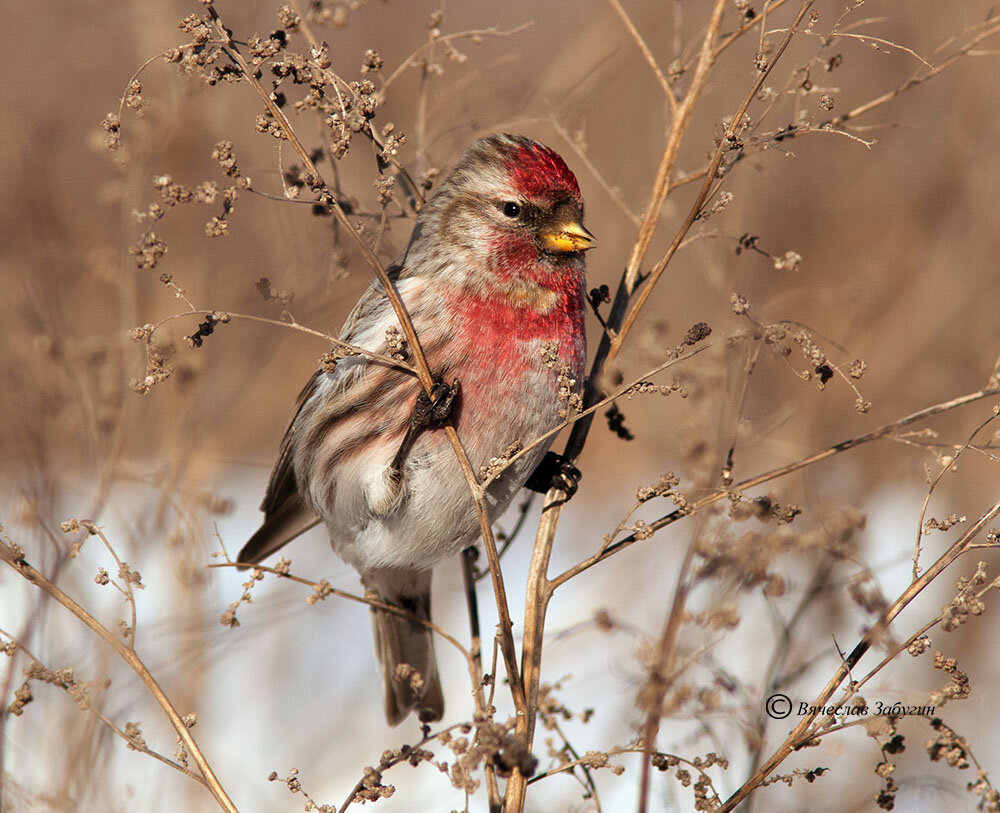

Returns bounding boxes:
[325,396,557,572]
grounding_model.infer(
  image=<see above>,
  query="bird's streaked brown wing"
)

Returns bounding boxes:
[237,371,322,568]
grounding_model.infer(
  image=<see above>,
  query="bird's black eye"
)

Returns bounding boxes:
[501,201,521,218]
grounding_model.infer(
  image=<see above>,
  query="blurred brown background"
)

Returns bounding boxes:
[2,1,999,810]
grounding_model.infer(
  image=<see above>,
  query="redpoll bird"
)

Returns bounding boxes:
[239,133,593,725]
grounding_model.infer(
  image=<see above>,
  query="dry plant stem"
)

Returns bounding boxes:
[460,499,528,722]
[804,29,933,70]
[381,24,534,92]
[154,310,414,372]
[562,276,633,462]
[210,560,470,658]
[827,17,1000,129]
[0,629,207,784]
[0,517,114,771]
[0,546,236,812]
[475,496,535,581]
[461,548,485,685]
[553,384,1000,589]
[620,0,729,297]
[460,548,502,812]
[529,746,715,790]
[720,497,1000,812]
[545,117,640,226]
[714,0,793,57]
[743,561,832,802]
[912,414,995,578]
[93,528,138,648]
[502,493,564,812]
[518,501,560,739]
[564,0,804,459]
[542,717,605,808]
[660,7,993,197]
[852,569,1000,701]
[609,0,798,298]
[203,1,526,715]
[334,721,477,813]
[817,710,995,793]
[612,0,814,357]
[608,0,678,113]
[203,2,430,380]
[637,520,704,813]
[491,339,721,492]
[284,0,426,206]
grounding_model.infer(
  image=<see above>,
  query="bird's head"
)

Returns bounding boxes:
[413,134,595,284]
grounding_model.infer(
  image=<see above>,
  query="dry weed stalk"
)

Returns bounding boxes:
[0,528,237,812]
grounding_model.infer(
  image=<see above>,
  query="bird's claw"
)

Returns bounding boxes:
[429,378,460,427]
[413,378,460,430]
[525,452,581,499]
[393,378,460,478]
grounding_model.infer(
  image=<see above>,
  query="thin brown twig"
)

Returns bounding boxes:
[527,744,722,801]
[669,15,1000,205]
[850,560,1000,702]
[826,17,1000,129]
[208,559,469,658]
[607,0,679,114]
[0,628,207,784]
[741,560,837,801]
[611,0,815,359]
[719,497,1000,811]
[203,2,428,377]
[546,117,641,226]
[459,548,502,811]
[0,542,237,813]
[714,0,793,58]
[474,495,535,581]
[334,720,477,813]
[502,493,563,812]
[380,24,534,92]
[636,518,704,813]
[912,413,997,579]
[541,716,605,810]
[91,528,139,650]
[553,384,1000,589]
[785,28,935,70]
[148,309,416,373]
[285,0,427,207]
[480,335,722,493]
[619,0,730,297]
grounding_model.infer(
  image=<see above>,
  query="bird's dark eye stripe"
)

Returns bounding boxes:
[501,201,521,218]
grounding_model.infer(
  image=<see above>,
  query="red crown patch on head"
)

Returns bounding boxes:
[505,142,581,202]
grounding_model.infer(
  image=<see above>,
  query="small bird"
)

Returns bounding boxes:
[239,133,593,725]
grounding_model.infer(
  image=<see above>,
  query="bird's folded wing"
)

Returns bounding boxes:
[237,494,320,568]
[238,278,406,568]
[237,371,323,567]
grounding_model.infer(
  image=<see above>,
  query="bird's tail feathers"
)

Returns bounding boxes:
[365,568,444,726]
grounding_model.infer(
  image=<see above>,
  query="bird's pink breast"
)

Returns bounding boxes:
[437,275,586,416]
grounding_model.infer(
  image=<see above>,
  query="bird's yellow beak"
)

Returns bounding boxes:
[540,221,596,253]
